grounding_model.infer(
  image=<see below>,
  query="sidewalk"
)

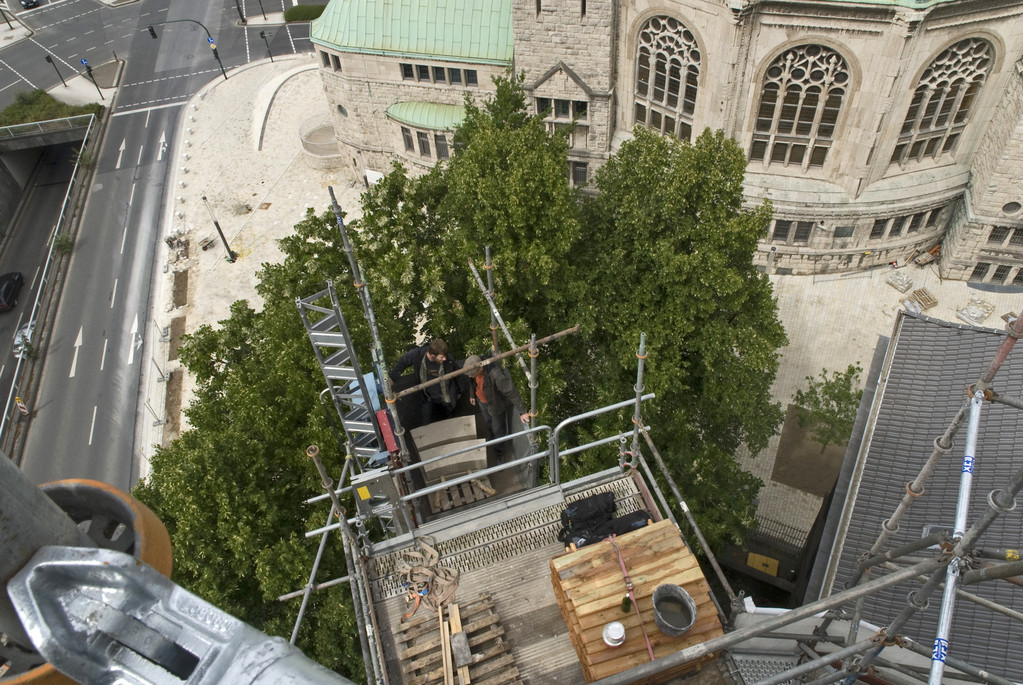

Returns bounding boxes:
[138,54,365,476]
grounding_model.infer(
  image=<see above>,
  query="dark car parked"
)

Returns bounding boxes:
[20,0,39,8]
[0,273,24,312]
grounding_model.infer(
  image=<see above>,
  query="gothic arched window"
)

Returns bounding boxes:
[890,38,992,166]
[749,45,849,168]
[634,16,700,142]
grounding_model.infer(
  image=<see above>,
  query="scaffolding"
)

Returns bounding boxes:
[282,188,1023,685]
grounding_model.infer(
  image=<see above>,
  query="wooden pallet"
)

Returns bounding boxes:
[550,520,724,683]
[394,593,523,685]
[431,477,494,512]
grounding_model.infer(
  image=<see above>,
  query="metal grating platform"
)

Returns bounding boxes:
[367,475,646,600]
[730,654,800,684]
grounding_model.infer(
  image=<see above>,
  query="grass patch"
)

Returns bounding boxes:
[284,4,326,21]
[0,90,103,127]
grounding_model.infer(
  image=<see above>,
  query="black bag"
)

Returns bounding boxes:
[567,510,652,548]
[558,492,616,542]
[608,510,651,536]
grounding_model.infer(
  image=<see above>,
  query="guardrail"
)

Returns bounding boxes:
[1,114,97,457]
[0,115,94,140]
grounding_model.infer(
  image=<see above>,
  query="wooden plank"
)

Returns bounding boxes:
[551,519,726,683]
[573,566,707,622]
[472,668,522,685]
[404,619,505,673]
[577,592,718,643]
[562,549,701,613]
[551,521,677,571]
[397,595,494,644]
[554,527,682,574]
[419,641,513,684]
[467,650,517,680]
[441,615,454,685]
[402,613,501,661]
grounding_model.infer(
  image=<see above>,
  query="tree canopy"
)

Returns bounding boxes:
[794,363,864,451]
[571,127,786,544]
[134,72,787,679]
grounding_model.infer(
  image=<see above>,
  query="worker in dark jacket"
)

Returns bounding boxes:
[463,355,529,447]
[390,339,464,425]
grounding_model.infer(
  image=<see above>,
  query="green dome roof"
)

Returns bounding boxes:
[311,0,513,65]
[385,102,466,129]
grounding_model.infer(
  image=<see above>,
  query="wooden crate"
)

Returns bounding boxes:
[431,476,495,512]
[394,593,523,685]
[550,520,724,682]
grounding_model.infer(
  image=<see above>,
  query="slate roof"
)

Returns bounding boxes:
[310,0,513,65]
[819,312,1023,677]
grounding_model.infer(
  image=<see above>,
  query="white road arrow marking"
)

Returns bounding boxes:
[127,314,139,365]
[69,327,82,378]
[158,131,167,160]
[115,139,125,169]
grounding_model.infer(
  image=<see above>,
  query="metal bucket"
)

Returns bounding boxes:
[651,584,697,638]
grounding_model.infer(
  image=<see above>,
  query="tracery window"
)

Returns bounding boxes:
[890,39,992,165]
[634,16,700,142]
[749,45,849,169]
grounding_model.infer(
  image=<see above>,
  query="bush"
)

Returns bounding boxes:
[284,4,325,21]
[53,233,73,255]
[0,90,103,127]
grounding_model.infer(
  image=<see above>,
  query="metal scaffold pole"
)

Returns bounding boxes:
[328,187,415,510]
[928,390,983,683]
[485,246,499,354]
[468,257,534,385]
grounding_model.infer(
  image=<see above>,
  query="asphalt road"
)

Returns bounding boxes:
[12,0,312,488]
[0,142,77,387]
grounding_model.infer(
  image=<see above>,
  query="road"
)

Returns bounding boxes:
[10,0,312,489]
[0,142,77,389]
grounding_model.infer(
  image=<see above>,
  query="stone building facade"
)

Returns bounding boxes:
[311,0,1023,282]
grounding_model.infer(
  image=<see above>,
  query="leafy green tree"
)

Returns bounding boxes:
[569,127,788,546]
[349,70,583,388]
[134,212,366,680]
[793,363,864,451]
[135,77,791,679]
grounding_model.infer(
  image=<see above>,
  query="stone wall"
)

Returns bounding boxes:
[0,154,27,236]
[316,47,507,179]
[312,0,1023,280]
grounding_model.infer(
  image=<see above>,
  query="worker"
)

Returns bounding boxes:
[462,355,529,455]
[390,339,464,425]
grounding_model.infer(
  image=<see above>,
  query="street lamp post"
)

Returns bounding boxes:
[44,55,66,87]
[256,0,267,20]
[259,31,274,62]
[201,196,237,263]
[147,22,228,80]
[233,0,246,24]
[0,7,13,31]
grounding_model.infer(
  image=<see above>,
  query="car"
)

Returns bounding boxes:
[0,272,23,312]
[20,0,39,8]
[13,320,34,359]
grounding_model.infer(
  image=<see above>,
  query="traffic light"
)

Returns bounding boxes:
[147,25,157,39]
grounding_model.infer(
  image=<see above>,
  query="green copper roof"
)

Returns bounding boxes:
[386,102,465,130]
[311,0,513,65]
